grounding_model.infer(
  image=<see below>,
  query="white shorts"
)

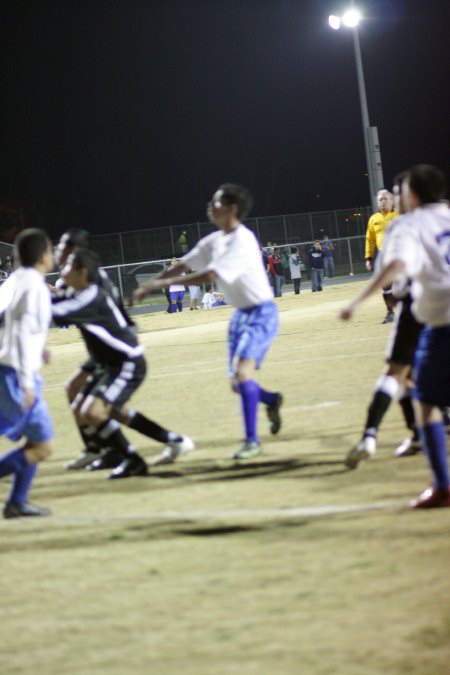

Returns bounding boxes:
[188,286,200,300]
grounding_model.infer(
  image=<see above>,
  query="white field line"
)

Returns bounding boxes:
[0,501,400,527]
[43,349,383,390]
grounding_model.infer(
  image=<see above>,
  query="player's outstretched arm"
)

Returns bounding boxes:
[133,267,217,302]
[340,260,406,321]
[132,262,189,302]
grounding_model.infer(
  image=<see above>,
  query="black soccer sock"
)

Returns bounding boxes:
[78,424,101,454]
[364,375,399,436]
[364,391,392,435]
[96,420,137,457]
[126,411,171,444]
[399,395,418,438]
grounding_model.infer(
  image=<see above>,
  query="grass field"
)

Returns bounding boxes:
[1,280,449,675]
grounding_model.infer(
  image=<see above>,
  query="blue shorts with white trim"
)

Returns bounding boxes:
[228,301,279,378]
[0,365,53,443]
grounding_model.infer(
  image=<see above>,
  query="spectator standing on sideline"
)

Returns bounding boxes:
[188,282,201,310]
[309,240,325,292]
[168,257,185,312]
[365,189,399,323]
[280,248,290,284]
[134,183,283,461]
[267,246,283,297]
[321,235,335,278]
[341,164,450,509]
[0,229,54,518]
[288,247,302,295]
[177,230,188,255]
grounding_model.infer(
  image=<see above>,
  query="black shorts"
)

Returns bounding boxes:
[385,296,423,365]
[81,356,147,409]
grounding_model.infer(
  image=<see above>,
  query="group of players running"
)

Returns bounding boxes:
[0,168,449,518]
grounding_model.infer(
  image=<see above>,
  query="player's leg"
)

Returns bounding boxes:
[168,291,177,313]
[80,395,148,479]
[346,298,422,468]
[176,290,184,312]
[409,326,450,508]
[64,364,105,469]
[0,372,53,518]
[113,406,194,466]
[228,303,281,460]
[382,285,396,323]
[345,364,407,469]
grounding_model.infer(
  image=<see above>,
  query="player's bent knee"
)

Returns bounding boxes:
[65,370,88,402]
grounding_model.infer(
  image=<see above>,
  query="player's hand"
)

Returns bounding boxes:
[339,305,355,321]
[22,387,36,410]
[132,285,151,302]
[43,348,51,364]
[365,260,373,272]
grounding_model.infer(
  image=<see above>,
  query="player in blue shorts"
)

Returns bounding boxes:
[0,229,54,518]
[134,183,283,460]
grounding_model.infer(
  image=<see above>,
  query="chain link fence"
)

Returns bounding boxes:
[88,206,371,266]
[44,234,368,303]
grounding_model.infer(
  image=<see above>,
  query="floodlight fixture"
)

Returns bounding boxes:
[342,9,361,28]
[328,15,341,30]
[327,6,384,212]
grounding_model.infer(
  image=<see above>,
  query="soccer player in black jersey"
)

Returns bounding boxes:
[53,228,137,470]
[52,248,194,479]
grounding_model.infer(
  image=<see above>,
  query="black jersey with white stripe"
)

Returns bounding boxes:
[52,285,144,367]
[55,267,135,329]
[97,268,136,329]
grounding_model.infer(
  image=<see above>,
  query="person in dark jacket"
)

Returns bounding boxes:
[308,241,325,292]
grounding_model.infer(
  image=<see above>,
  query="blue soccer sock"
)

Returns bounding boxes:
[0,447,29,479]
[176,301,183,312]
[9,462,38,505]
[237,380,260,442]
[419,422,449,490]
[257,385,278,407]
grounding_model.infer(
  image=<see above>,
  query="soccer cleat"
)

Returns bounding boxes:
[108,454,148,479]
[4,501,51,519]
[394,437,422,458]
[382,311,395,324]
[345,436,376,469]
[152,435,195,466]
[409,487,450,509]
[85,448,124,471]
[65,449,102,470]
[267,394,283,435]
[231,440,262,460]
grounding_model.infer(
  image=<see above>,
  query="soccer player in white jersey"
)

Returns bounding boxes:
[0,229,54,518]
[340,165,450,508]
[134,183,283,460]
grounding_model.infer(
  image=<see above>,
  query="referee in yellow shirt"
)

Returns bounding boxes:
[365,189,398,323]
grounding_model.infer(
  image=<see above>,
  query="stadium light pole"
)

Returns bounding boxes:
[328,8,384,213]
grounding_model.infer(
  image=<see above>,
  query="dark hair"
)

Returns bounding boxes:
[15,228,51,267]
[217,183,253,219]
[290,246,298,254]
[407,164,447,204]
[71,248,100,282]
[62,228,91,249]
[393,170,409,188]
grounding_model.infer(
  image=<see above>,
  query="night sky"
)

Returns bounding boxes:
[0,0,449,237]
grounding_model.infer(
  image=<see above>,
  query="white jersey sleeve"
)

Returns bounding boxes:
[0,268,51,389]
